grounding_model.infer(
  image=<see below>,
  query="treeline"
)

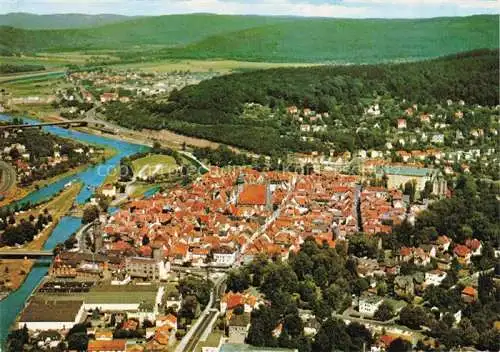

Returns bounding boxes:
[0,63,45,74]
[0,210,52,246]
[192,145,253,167]
[227,238,374,352]
[388,175,500,251]
[104,49,499,154]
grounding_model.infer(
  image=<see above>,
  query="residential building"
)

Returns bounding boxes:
[425,270,447,287]
[228,313,251,344]
[358,295,384,317]
[212,246,237,266]
[87,339,127,352]
[125,257,170,280]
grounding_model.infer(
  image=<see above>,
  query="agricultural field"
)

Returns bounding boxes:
[116,59,315,73]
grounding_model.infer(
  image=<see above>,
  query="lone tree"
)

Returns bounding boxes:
[374,301,394,321]
[82,205,99,224]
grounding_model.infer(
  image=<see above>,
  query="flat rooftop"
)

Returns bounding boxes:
[19,299,83,322]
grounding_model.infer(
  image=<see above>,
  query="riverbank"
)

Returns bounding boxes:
[0,112,147,344]
[0,145,117,209]
[0,182,82,294]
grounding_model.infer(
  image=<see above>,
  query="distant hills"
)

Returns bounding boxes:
[0,13,136,29]
[0,13,498,63]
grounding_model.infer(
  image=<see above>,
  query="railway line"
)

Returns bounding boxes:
[179,275,226,352]
[0,160,16,194]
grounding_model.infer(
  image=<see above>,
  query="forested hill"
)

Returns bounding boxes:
[0,13,136,29]
[0,14,498,63]
[104,49,499,154]
[164,15,499,63]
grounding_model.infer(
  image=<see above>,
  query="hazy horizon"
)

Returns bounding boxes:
[0,0,498,19]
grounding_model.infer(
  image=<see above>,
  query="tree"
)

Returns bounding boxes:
[82,205,99,224]
[179,295,198,320]
[399,305,427,329]
[226,269,250,293]
[142,319,154,329]
[403,180,417,203]
[346,322,373,351]
[246,305,279,347]
[374,301,394,321]
[66,333,88,351]
[6,325,29,352]
[478,272,495,304]
[387,338,412,352]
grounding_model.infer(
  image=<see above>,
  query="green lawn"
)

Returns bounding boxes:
[131,154,178,178]
[195,331,223,352]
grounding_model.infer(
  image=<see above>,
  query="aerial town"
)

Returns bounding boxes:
[0,4,499,352]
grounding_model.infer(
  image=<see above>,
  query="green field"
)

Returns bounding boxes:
[1,14,498,64]
[132,154,178,178]
[115,59,316,73]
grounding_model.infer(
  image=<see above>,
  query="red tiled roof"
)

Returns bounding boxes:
[454,244,471,257]
[88,339,126,351]
[238,184,267,206]
[465,239,481,250]
[462,286,477,297]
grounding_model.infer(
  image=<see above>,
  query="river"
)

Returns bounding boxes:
[0,114,149,345]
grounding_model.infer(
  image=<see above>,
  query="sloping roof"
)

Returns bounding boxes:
[88,339,126,351]
[378,165,438,177]
[238,184,267,206]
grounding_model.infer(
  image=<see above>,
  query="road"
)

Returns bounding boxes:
[0,161,16,194]
[176,274,226,352]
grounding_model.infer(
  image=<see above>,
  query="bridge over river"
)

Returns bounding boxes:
[0,250,54,259]
[0,120,88,131]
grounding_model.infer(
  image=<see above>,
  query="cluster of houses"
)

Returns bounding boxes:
[0,130,98,186]
[14,164,495,352]
[286,101,498,180]
[66,69,218,104]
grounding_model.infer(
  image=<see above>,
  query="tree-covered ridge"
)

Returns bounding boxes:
[104,49,499,154]
[0,13,136,30]
[162,15,499,63]
[0,63,45,74]
[0,14,497,63]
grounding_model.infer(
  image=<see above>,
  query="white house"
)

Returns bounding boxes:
[431,134,445,144]
[212,246,237,266]
[425,270,447,287]
[102,184,117,198]
[18,300,85,331]
[358,295,384,317]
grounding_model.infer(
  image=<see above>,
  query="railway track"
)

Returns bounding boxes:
[182,276,225,352]
[0,160,16,194]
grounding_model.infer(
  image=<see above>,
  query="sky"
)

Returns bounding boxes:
[1,0,498,18]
